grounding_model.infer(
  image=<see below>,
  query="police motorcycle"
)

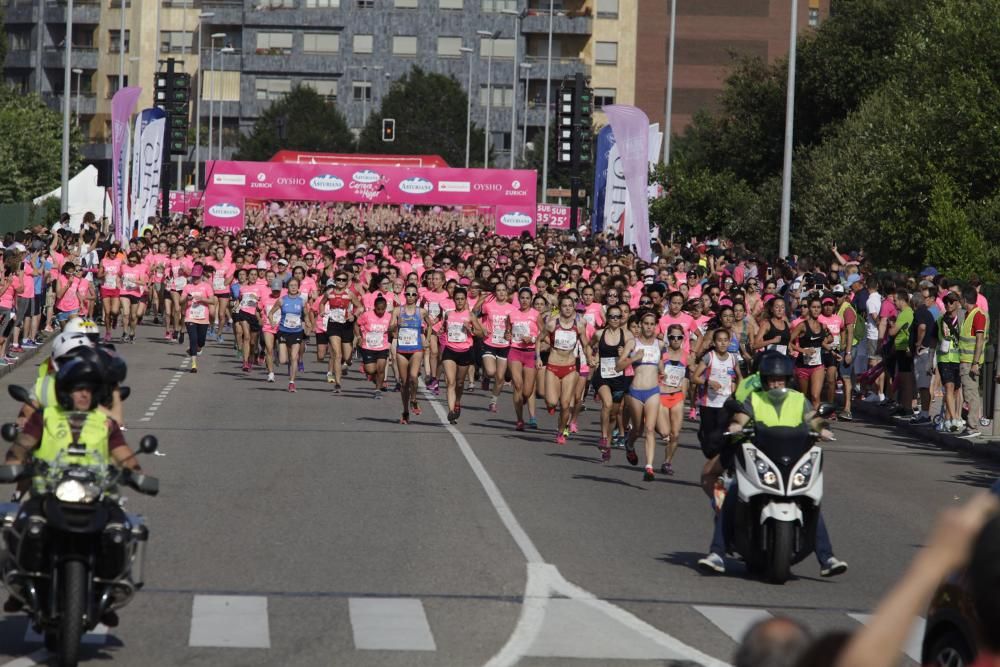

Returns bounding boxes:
[720,394,834,584]
[0,384,158,667]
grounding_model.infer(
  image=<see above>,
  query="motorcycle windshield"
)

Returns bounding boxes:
[752,424,813,471]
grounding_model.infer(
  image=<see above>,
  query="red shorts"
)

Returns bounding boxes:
[546,363,577,380]
[508,347,535,366]
[795,365,823,381]
[100,288,120,299]
[660,392,685,409]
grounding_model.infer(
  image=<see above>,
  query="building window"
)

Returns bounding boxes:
[302,79,338,102]
[482,0,516,10]
[437,36,462,57]
[596,0,618,18]
[305,0,339,6]
[479,84,513,108]
[594,41,617,65]
[395,0,418,6]
[392,36,417,56]
[8,29,32,51]
[356,0,373,6]
[353,34,374,54]
[107,75,127,97]
[160,31,193,53]
[439,0,462,8]
[808,8,820,27]
[256,32,293,55]
[594,87,615,108]
[109,29,130,53]
[255,77,291,100]
[480,37,515,59]
[304,33,340,53]
[352,81,372,101]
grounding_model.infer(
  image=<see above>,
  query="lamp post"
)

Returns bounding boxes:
[72,68,83,127]
[540,0,554,202]
[193,12,214,188]
[218,46,234,160]
[520,62,531,161]
[663,0,676,164]
[60,0,74,212]
[206,33,225,165]
[459,46,474,168]
[778,0,798,259]
[477,29,501,169]
[117,0,126,91]
[501,8,526,169]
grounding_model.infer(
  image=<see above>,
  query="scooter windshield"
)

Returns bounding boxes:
[752,424,813,471]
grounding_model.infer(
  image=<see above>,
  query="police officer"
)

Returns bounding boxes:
[697,353,848,577]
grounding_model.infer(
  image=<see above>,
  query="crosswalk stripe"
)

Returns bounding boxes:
[693,605,773,643]
[24,624,108,646]
[188,595,270,649]
[847,612,925,663]
[349,598,436,651]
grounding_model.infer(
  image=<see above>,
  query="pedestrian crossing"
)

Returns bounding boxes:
[6,596,926,664]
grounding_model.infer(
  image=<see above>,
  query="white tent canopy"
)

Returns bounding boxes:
[32,165,112,233]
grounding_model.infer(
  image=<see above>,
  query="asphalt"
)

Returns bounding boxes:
[0,325,996,666]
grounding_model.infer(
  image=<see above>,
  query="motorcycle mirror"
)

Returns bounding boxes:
[0,423,17,443]
[118,386,131,402]
[138,435,158,455]
[7,385,30,404]
[0,464,26,483]
[724,398,747,414]
[816,403,836,418]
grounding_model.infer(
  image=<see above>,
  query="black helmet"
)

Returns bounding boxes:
[96,344,127,385]
[55,355,107,411]
[758,352,794,385]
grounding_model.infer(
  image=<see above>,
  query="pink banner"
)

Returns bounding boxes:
[158,190,204,212]
[110,86,142,243]
[537,203,573,230]
[203,161,537,235]
[604,105,652,261]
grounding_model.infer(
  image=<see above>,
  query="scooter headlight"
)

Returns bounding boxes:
[746,448,781,490]
[791,452,820,490]
[762,471,778,486]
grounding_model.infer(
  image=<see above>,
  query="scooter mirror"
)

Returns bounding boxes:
[816,403,836,418]
[7,385,30,404]
[0,423,17,443]
[138,435,158,454]
[118,386,131,402]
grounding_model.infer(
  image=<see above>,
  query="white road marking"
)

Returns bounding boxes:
[188,595,270,648]
[138,360,189,423]
[25,624,108,645]
[694,605,773,643]
[421,385,729,667]
[349,598,436,651]
[848,612,926,663]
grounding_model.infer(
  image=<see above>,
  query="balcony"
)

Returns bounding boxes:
[44,0,102,24]
[43,92,98,115]
[3,3,38,23]
[202,0,244,25]
[522,54,589,81]
[522,12,592,36]
[4,50,36,68]
[43,46,99,70]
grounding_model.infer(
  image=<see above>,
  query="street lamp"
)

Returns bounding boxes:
[519,62,531,161]
[541,0,554,202]
[459,46,474,168]
[218,46,234,160]
[663,0,676,164]
[72,68,83,127]
[117,0,126,91]
[193,12,215,188]
[60,0,75,211]
[207,33,225,166]
[779,0,798,258]
[501,8,526,169]
[477,29,502,169]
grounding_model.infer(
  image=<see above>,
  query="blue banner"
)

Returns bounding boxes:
[591,125,614,234]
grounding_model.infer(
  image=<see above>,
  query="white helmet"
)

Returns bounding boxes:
[63,317,100,342]
[51,332,94,368]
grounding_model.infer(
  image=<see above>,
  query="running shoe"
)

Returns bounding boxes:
[21,340,37,349]
[326,371,335,384]
[411,401,421,415]
[190,358,198,373]
[373,389,382,400]
[555,434,567,445]
[393,382,401,393]
[644,466,655,482]
[333,383,342,394]
[447,410,458,424]
[910,415,932,426]
[298,360,305,372]
[178,331,185,345]
[840,411,854,422]
[561,426,570,438]
[242,362,250,373]
[400,412,409,425]
[288,382,296,393]
[820,557,849,577]
[527,417,538,429]
[481,377,490,391]
[164,332,172,340]
[0,359,10,367]
[515,420,525,431]
[687,407,697,421]
[660,462,674,476]
[9,346,23,354]
[697,553,726,574]
[625,445,638,466]
[217,333,225,344]
[488,400,498,413]
[569,421,578,434]
[3,355,19,364]
[599,438,611,463]
[547,406,556,416]
[267,372,275,383]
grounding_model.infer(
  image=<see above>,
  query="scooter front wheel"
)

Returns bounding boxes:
[767,521,793,584]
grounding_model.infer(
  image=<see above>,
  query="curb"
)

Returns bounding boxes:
[0,338,51,381]
[852,402,1000,464]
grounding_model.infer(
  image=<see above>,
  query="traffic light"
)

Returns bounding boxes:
[154,59,191,157]
[574,76,593,166]
[556,86,574,164]
[382,118,396,142]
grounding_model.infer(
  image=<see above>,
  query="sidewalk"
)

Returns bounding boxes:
[853,400,1000,464]
[0,339,50,380]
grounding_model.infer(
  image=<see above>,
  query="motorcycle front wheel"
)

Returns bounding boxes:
[57,560,86,667]
[767,521,793,584]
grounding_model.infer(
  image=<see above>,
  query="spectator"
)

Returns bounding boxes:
[959,285,988,438]
[734,616,812,667]
[910,288,938,425]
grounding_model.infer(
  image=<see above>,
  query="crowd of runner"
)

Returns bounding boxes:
[1,203,993,484]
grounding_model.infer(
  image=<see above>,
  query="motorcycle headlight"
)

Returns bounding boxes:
[55,480,88,503]
[747,449,781,489]
[791,452,820,490]
[763,471,778,486]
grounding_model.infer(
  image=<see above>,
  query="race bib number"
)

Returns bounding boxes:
[491,328,507,345]
[329,308,346,324]
[189,304,207,320]
[553,329,576,351]
[939,339,952,353]
[104,273,118,289]
[270,310,281,325]
[174,276,188,289]
[282,313,302,329]
[447,322,468,343]
[584,312,596,326]
[805,348,822,366]
[428,302,441,318]
[511,322,530,343]
[398,327,418,347]
[770,344,787,356]
[213,274,226,291]
[122,276,136,291]
[365,331,384,349]
[641,345,660,364]
[240,294,258,310]
[600,356,622,378]
[663,365,685,388]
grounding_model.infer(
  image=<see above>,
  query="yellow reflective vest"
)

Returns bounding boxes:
[750,390,807,427]
[959,307,988,364]
[35,407,111,468]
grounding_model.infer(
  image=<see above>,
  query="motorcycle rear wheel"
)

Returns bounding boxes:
[767,521,793,584]
[57,560,85,667]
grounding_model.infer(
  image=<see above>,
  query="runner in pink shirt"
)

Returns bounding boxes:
[355,296,392,398]
[207,247,234,342]
[118,251,148,343]
[508,288,541,430]
[441,288,484,424]
[98,246,122,342]
[257,278,284,383]
[479,283,516,413]
[181,263,216,373]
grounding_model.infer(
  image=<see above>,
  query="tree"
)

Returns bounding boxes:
[235,85,354,161]
[0,85,81,203]
[357,67,485,167]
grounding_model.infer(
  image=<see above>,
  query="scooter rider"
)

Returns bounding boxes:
[3,353,146,625]
[697,352,848,577]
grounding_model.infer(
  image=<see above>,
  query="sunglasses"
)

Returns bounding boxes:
[405,292,418,297]
[607,314,622,320]
[640,301,652,306]
[335,277,347,282]
[667,335,685,341]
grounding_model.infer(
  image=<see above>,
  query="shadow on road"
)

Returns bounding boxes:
[571,473,647,490]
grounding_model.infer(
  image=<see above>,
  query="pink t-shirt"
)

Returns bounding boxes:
[120,263,147,297]
[582,302,605,329]
[0,276,20,310]
[182,282,213,324]
[19,263,35,299]
[100,258,121,291]
[146,254,167,284]
[238,283,263,316]
[481,300,516,349]
[509,307,540,350]
[357,310,391,351]
[443,309,474,352]
[259,292,281,334]
[55,275,82,312]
